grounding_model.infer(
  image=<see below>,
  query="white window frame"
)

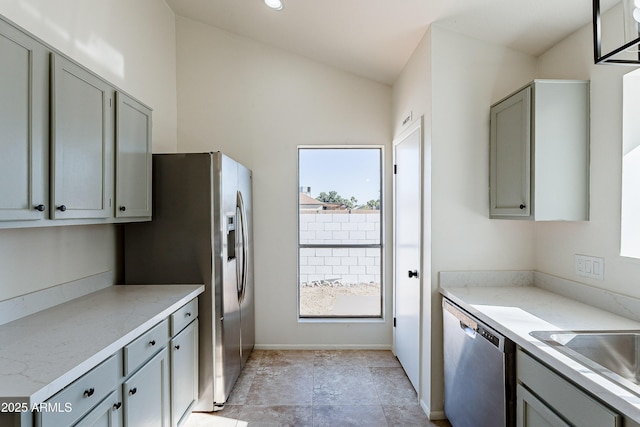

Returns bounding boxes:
[621,69,640,260]
[297,145,385,321]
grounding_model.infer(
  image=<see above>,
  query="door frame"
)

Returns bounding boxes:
[392,116,424,395]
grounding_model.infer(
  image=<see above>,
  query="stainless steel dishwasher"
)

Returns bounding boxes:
[443,298,515,427]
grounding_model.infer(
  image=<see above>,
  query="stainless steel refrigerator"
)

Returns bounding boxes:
[123,152,254,411]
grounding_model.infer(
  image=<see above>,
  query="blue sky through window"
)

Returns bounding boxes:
[298,148,381,204]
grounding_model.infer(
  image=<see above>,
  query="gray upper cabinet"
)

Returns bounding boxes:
[51,54,113,220]
[490,80,590,221]
[0,19,48,221]
[0,15,152,229]
[490,86,532,218]
[115,92,152,218]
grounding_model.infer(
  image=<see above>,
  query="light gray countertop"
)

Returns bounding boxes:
[0,284,203,406]
[440,283,640,424]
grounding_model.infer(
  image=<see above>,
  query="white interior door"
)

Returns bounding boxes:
[393,118,422,392]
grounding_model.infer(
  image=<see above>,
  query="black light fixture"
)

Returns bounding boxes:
[594,0,640,64]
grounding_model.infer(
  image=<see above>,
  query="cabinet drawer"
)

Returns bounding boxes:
[124,319,169,376]
[517,350,621,427]
[171,298,198,336]
[38,352,120,427]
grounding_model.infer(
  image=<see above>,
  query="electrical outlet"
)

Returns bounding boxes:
[575,254,604,280]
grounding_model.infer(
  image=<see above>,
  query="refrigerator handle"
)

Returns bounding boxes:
[236,191,249,304]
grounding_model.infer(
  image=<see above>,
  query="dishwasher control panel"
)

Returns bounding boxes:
[479,327,500,347]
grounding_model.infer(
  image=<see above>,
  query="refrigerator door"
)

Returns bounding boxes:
[238,162,255,367]
[215,154,242,404]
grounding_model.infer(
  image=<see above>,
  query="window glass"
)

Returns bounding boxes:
[621,69,640,258]
[298,147,382,318]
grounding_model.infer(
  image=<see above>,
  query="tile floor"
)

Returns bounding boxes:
[184,349,452,427]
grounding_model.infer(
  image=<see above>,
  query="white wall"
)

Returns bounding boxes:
[0,0,178,152]
[392,25,538,417]
[175,16,393,348]
[429,27,537,415]
[536,19,640,296]
[430,26,538,276]
[0,0,177,301]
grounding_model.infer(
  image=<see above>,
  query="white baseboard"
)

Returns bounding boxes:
[420,399,447,421]
[254,343,392,350]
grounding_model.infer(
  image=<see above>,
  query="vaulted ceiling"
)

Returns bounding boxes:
[166,0,617,85]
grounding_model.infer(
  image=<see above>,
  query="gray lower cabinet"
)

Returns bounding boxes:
[123,348,170,427]
[171,319,199,427]
[489,80,589,221]
[74,389,123,427]
[18,297,199,427]
[517,384,570,427]
[516,349,621,427]
[0,17,48,221]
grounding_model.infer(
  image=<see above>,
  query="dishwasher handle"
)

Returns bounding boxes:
[443,299,478,331]
[444,298,509,351]
[461,323,477,338]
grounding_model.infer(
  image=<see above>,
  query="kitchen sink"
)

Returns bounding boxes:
[530,330,640,394]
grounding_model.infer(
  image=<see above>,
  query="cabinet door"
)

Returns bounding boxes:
[75,389,123,427]
[171,319,198,427]
[517,350,621,427]
[51,54,112,219]
[123,347,170,427]
[115,92,152,218]
[0,19,48,221]
[490,86,531,218]
[517,384,570,427]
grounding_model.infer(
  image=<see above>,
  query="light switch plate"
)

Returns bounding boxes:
[575,254,604,280]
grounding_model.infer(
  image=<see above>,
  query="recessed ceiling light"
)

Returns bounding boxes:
[264,0,283,11]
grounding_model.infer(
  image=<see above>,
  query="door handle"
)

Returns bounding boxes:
[408,270,419,279]
[236,190,249,304]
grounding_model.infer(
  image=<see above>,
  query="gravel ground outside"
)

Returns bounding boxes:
[299,283,381,316]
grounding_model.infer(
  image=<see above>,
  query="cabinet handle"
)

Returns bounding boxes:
[57,205,67,212]
[113,402,122,410]
[119,206,126,212]
[129,387,137,396]
[186,312,192,317]
[34,204,46,212]
[408,270,419,279]
[519,204,526,210]
[175,344,181,350]
[83,388,95,398]
[149,340,156,346]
